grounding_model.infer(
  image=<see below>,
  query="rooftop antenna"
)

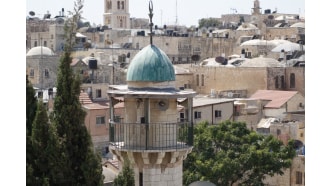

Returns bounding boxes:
[148,0,154,45]
[175,0,178,25]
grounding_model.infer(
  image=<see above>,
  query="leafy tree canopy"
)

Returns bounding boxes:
[198,18,221,29]
[183,121,296,186]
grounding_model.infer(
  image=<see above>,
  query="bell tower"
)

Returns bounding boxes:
[104,0,130,29]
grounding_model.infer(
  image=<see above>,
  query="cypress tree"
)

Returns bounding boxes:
[29,101,65,185]
[51,0,103,184]
[26,75,37,185]
[113,158,135,186]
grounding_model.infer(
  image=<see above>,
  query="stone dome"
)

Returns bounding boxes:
[127,44,175,82]
[237,23,258,31]
[26,46,55,56]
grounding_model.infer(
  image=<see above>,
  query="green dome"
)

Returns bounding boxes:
[127,45,175,82]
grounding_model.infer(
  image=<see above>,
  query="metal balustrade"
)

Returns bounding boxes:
[109,122,193,151]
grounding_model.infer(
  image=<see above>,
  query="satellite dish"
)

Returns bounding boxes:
[29,11,35,16]
[157,99,169,111]
[56,17,65,24]
[215,56,228,65]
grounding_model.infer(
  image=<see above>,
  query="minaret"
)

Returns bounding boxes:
[103,0,130,29]
[107,1,196,185]
[252,0,261,15]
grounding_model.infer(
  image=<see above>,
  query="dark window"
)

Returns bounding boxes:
[281,75,285,89]
[117,1,120,9]
[96,116,106,124]
[29,69,34,77]
[121,1,124,9]
[44,40,47,47]
[201,74,204,86]
[194,111,201,119]
[120,19,123,27]
[96,89,101,98]
[296,171,303,184]
[34,41,37,47]
[139,172,143,186]
[114,115,121,122]
[215,110,222,118]
[180,112,185,122]
[275,76,279,89]
[277,129,281,135]
[290,73,295,88]
[44,69,49,78]
[196,74,199,86]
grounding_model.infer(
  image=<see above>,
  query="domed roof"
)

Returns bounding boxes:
[127,44,175,82]
[240,56,284,67]
[26,46,55,56]
[290,22,305,28]
[237,23,258,31]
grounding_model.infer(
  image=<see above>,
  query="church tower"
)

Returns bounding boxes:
[107,1,196,185]
[104,0,130,29]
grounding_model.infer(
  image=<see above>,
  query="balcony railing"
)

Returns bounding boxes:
[109,122,193,151]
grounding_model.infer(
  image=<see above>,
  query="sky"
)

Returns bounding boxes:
[26,0,305,27]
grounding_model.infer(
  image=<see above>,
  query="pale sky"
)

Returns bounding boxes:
[26,0,305,27]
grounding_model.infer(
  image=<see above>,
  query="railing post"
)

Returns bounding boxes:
[110,122,114,142]
[188,122,193,146]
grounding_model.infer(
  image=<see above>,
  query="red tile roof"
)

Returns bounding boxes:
[250,90,298,108]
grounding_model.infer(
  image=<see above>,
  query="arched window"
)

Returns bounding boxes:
[196,74,200,86]
[120,19,123,27]
[290,73,295,88]
[121,1,124,9]
[117,1,120,9]
[107,1,110,10]
[275,76,279,89]
[201,74,204,86]
[280,75,285,89]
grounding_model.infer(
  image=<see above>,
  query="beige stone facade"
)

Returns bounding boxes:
[103,0,130,29]
[192,98,234,125]
[83,102,110,150]
[263,156,305,186]
[26,54,60,89]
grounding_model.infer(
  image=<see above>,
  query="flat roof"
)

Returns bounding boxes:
[108,85,197,98]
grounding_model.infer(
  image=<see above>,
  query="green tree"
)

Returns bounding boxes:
[198,18,221,28]
[183,121,296,186]
[113,158,135,186]
[26,75,37,136]
[29,101,65,185]
[26,75,37,185]
[51,0,103,184]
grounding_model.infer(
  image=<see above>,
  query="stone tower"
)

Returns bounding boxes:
[107,2,196,185]
[252,0,261,15]
[103,0,130,29]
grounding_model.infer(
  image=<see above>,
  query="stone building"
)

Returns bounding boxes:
[191,97,234,125]
[250,90,305,119]
[26,46,60,92]
[26,16,66,52]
